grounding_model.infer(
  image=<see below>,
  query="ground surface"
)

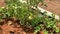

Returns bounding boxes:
[0,21,34,34]
[38,0,60,15]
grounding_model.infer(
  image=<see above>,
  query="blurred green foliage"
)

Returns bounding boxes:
[0,0,59,34]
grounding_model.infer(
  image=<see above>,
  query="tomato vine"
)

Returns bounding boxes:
[0,0,60,34]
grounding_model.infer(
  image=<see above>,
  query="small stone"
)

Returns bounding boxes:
[8,21,12,25]
[9,28,14,31]
[17,25,20,28]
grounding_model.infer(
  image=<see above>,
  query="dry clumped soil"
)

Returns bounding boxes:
[38,0,60,15]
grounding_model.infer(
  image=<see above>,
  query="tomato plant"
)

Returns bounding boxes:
[0,0,60,34]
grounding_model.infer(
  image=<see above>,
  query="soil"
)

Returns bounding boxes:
[38,0,60,15]
[0,0,60,34]
[0,19,34,34]
[0,0,5,7]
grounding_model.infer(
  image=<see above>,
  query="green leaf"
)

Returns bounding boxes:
[34,26,41,34]
[55,27,59,32]
[43,30,48,34]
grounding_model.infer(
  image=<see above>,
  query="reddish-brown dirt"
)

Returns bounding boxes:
[0,0,5,7]
[0,20,34,34]
[38,0,60,15]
